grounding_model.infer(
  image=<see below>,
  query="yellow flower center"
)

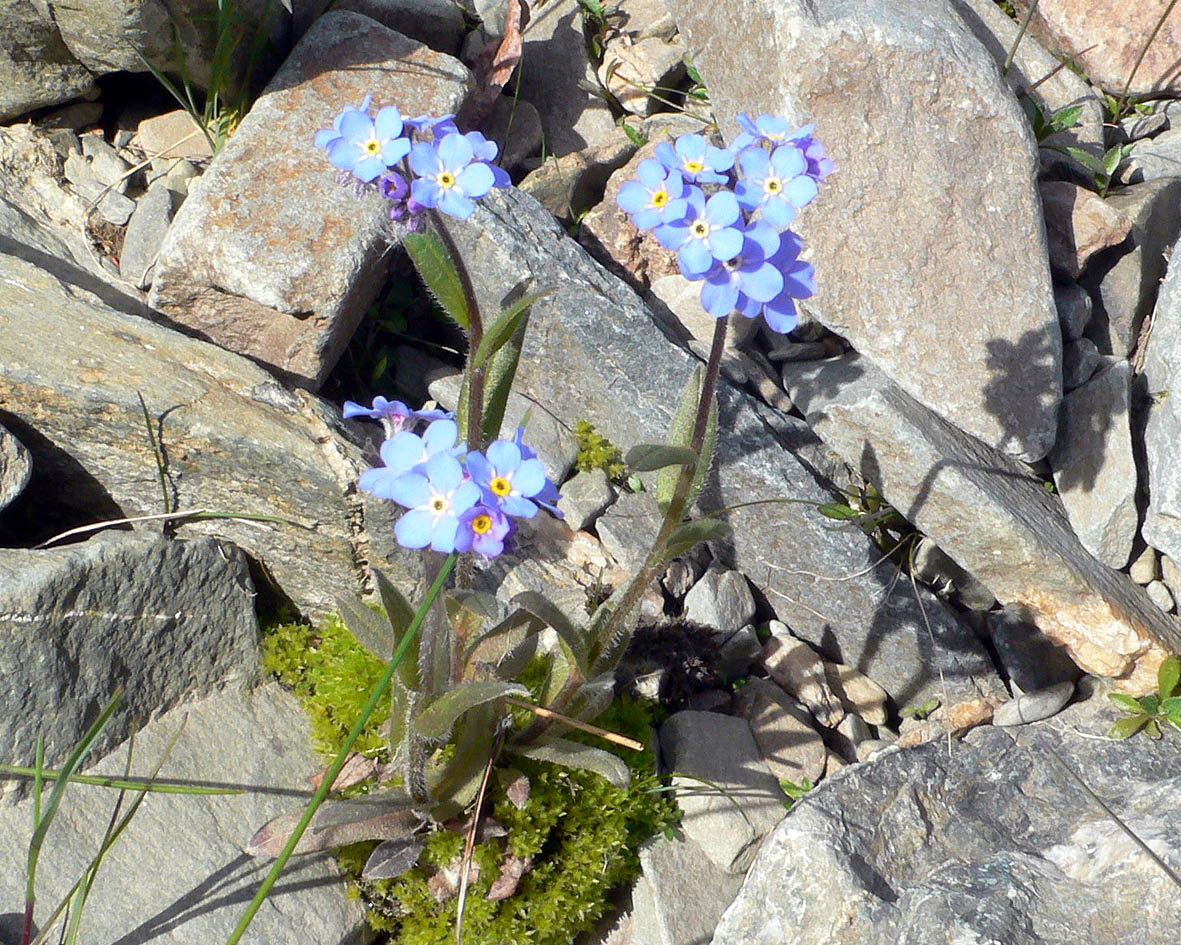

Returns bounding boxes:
[438,171,456,188]
[430,496,449,514]
[471,514,493,535]
[490,476,512,497]
[651,189,669,207]
[365,138,382,155]
[765,177,783,195]
[684,159,705,173]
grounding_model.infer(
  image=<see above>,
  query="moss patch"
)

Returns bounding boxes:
[263,618,677,944]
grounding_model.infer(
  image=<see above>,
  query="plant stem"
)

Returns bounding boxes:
[589,316,729,670]
[226,552,458,945]
[1115,0,1180,120]
[1002,0,1038,76]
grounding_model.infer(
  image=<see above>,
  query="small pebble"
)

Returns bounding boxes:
[993,680,1075,727]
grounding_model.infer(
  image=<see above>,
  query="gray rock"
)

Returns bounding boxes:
[1049,360,1139,568]
[986,605,1081,693]
[993,679,1075,725]
[1039,181,1133,281]
[63,149,136,225]
[1162,554,1181,601]
[595,488,664,573]
[45,0,288,91]
[759,623,843,727]
[556,468,615,531]
[631,832,744,945]
[1118,109,1168,143]
[1147,579,1176,613]
[765,340,832,362]
[598,33,685,118]
[150,12,473,389]
[516,0,617,158]
[949,0,1104,169]
[0,423,31,512]
[1062,336,1103,391]
[119,181,177,288]
[427,373,579,483]
[682,567,757,644]
[1140,237,1181,571]
[518,131,637,219]
[1082,178,1181,356]
[333,0,466,53]
[80,133,132,190]
[1054,281,1093,342]
[735,678,828,786]
[831,711,874,764]
[712,694,1181,944]
[911,536,996,611]
[784,352,1181,693]
[0,0,96,122]
[716,625,763,682]
[667,0,1062,461]
[1128,543,1159,584]
[0,682,368,944]
[660,711,787,872]
[0,533,257,794]
[435,185,1001,718]
[1121,127,1181,184]
[0,248,423,620]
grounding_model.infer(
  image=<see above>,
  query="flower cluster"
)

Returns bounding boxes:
[347,398,561,557]
[315,96,509,225]
[617,113,831,334]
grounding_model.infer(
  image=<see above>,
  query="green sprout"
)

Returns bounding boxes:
[901,697,941,721]
[1107,656,1181,740]
[779,776,813,810]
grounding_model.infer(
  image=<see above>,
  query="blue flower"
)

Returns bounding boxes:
[699,221,783,317]
[409,133,496,219]
[387,452,482,552]
[785,124,835,182]
[466,439,548,519]
[462,131,511,188]
[405,113,459,138]
[744,229,816,334]
[455,504,512,557]
[358,418,463,498]
[343,397,450,436]
[655,187,744,276]
[654,134,734,185]
[322,102,411,183]
[511,428,563,518]
[379,172,427,227]
[617,159,689,231]
[735,145,819,228]
[314,94,372,150]
[732,112,793,151]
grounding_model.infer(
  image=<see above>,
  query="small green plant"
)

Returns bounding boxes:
[1021,99,1085,144]
[575,419,627,481]
[1107,655,1181,739]
[817,482,915,560]
[778,776,813,810]
[901,697,941,721]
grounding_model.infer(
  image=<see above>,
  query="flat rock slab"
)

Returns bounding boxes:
[784,352,1181,693]
[1013,0,1181,96]
[667,0,1061,462]
[436,186,1002,715]
[0,422,30,512]
[0,248,423,620]
[150,11,473,388]
[0,532,258,791]
[0,682,368,945]
[712,693,1181,944]
[0,1,96,122]
[1143,238,1181,571]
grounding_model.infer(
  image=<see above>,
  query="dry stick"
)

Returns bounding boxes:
[35,509,308,549]
[1019,44,1099,98]
[504,698,644,751]
[1115,0,1181,120]
[1002,0,1039,77]
[454,720,509,945]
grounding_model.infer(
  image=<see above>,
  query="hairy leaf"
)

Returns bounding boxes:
[1107,715,1150,740]
[247,795,418,857]
[657,366,717,514]
[509,591,590,674]
[661,517,730,562]
[509,737,630,789]
[626,444,699,473]
[471,288,554,372]
[1107,692,1145,714]
[403,231,470,330]
[362,836,426,880]
[413,681,528,740]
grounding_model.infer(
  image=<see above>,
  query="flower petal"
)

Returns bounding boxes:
[486,439,522,472]
[395,509,434,548]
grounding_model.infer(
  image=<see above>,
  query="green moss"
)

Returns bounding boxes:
[263,618,677,945]
[574,420,626,482]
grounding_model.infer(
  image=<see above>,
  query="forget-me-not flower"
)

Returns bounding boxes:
[343,397,450,438]
[655,187,744,276]
[699,221,783,317]
[409,133,496,219]
[321,102,411,183]
[654,134,735,185]
[747,230,816,334]
[388,452,482,552]
[466,439,548,519]
[455,504,512,557]
[617,158,689,231]
[358,418,464,498]
[735,145,819,228]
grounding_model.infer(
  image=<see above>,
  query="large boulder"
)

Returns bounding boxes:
[0,0,96,121]
[666,0,1061,462]
[712,691,1181,944]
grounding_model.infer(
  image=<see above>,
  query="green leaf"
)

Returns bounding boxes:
[1141,693,1161,714]
[465,609,544,669]
[373,569,415,641]
[1056,145,1107,175]
[402,231,470,330]
[662,517,730,562]
[471,293,534,444]
[1048,103,1083,131]
[626,444,699,473]
[657,366,717,515]
[1107,715,1150,740]
[538,647,572,706]
[470,288,554,372]
[509,737,630,789]
[1165,709,1181,730]
[1158,656,1180,699]
[620,120,648,146]
[413,680,528,741]
[1159,695,1181,715]
[1145,718,1163,739]
[1107,691,1146,714]
[509,591,590,674]
[1101,144,1124,175]
[817,502,862,521]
